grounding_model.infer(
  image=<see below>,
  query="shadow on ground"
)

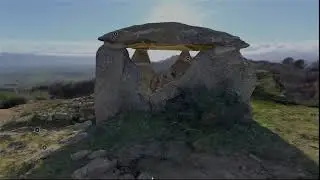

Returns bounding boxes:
[5,110,319,179]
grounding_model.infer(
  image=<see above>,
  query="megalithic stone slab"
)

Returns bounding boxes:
[131,49,156,98]
[94,44,127,124]
[98,22,249,51]
[119,50,150,112]
[169,50,193,79]
[131,49,151,64]
[175,48,256,122]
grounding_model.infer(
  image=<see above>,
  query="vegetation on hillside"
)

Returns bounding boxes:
[0,92,27,109]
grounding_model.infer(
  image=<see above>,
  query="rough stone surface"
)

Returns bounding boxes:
[131,49,156,98]
[95,45,149,124]
[169,50,193,80]
[151,51,193,91]
[98,22,249,51]
[88,149,107,159]
[72,158,116,179]
[69,120,92,131]
[94,45,126,124]
[118,173,135,179]
[60,132,88,145]
[175,49,256,117]
[137,172,153,179]
[71,150,91,161]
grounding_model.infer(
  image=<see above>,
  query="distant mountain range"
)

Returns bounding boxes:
[0,53,95,87]
[0,52,95,72]
[0,51,318,88]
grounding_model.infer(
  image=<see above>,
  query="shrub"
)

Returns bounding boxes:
[294,59,306,69]
[0,96,27,109]
[48,79,94,99]
[282,57,294,65]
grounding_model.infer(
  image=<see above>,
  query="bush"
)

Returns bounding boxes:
[48,79,94,99]
[0,96,27,109]
[282,57,294,65]
[294,59,306,69]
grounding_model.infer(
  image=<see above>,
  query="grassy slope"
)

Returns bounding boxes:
[252,99,319,162]
[0,99,319,178]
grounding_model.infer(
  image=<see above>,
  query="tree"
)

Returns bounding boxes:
[293,59,306,69]
[282,57,294,65]
[309,60,319,71]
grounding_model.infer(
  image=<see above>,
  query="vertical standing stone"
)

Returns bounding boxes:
[176,48,256,122]
[151,51,193,91]
[169,50,193,79]
[94,44,126,124]
[131,49,156,98]
[119,50,150,112]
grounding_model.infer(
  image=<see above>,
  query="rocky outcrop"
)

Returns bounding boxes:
[95,22,256,124]
[251,60,319,107]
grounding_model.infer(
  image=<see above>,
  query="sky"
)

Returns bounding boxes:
[0,0,319,61]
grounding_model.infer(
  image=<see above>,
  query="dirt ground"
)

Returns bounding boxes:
[0,109,14,126]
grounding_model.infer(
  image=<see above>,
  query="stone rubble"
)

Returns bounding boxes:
[24,95,95,126]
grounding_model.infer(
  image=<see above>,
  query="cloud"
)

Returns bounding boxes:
[144,0,211,26]
[242,40,319,62]
[0,39,101,57]
[1,0,318,62]
[0,39,198,61]
[1,39,318,62]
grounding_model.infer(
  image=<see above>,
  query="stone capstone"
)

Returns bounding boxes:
[98,22,249,51]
